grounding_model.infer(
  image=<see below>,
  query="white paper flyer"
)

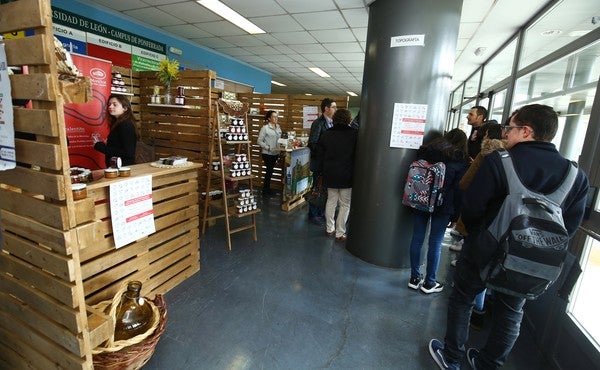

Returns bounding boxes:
[389,103,428,149]
[0,42,16,170]
[110,175,156,248]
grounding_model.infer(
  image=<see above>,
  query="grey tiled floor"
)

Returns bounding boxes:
[144,193,547,369]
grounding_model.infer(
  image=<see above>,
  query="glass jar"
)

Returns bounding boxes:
[113,281,154,341]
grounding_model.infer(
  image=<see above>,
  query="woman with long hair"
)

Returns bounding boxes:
[93,94,139,167]
[407,128,469,294]
[257,110,282,195]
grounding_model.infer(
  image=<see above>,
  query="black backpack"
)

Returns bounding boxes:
[480,150,579,300]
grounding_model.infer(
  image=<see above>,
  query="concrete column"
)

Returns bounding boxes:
[347,0,463,267]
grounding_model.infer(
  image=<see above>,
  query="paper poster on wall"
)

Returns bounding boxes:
[303,106,319,129]
[0,43,16,171]
[65,53,112,169]
[110,175,155,249]
[389,103,428,149]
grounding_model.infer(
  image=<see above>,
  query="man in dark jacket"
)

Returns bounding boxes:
[466,105,487,160]
[307,98,337,225]
[430,104,589,370]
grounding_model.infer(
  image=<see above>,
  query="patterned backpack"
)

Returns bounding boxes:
[402,159,446,213]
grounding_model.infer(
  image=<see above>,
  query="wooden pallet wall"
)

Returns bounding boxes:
[0,0,93,368]
[238,94,349,190]
[78,167,200,305]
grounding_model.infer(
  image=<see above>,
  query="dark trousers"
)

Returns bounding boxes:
[444,254,526,369]
[262,154,278,191]
[308,172,325,219]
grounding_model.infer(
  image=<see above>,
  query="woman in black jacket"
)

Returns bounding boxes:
[407,128,468,293]
[93,94,138,167]
[318,109,358,241]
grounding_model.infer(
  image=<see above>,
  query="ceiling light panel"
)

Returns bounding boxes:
[309,67,330,77]
[214,0,286,17]
[197,0,266,34]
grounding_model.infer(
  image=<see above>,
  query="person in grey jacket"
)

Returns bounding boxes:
[257,110,282,195]
[307,98,337,224]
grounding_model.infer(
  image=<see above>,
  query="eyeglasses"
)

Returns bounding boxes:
[502,125,526,131]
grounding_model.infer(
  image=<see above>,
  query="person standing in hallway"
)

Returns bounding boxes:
[257,110,282,196]
[429,104,589,370]
[318,109,357,241]
[308,98,337,225]
[466,105,488,160]
[407,129,469,294]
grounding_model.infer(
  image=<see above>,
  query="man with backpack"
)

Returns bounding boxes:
[429,104,589,370]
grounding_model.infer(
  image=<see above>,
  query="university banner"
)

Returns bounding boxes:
[65,54,111,169]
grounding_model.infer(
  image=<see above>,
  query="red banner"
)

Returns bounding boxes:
[65,54,111,169]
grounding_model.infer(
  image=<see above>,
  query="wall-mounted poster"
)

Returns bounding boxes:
[389,103,428,149]
[110,175,155,249]
[303,106,318,129]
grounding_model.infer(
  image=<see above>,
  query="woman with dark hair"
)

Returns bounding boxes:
[257,110,282,195]
[407,128,468,294]
[93,94,139,167]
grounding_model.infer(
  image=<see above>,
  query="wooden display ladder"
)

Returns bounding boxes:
[202,99,259,250]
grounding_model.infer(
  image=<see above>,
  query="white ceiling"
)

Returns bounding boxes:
[81,0,599,97]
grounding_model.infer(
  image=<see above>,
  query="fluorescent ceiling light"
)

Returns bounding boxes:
[271,80,286,86]
[305,93,313,96]
[346,91,357,96]
[197,0,265,34]
[568,30,589,37]
[309,67,330,78]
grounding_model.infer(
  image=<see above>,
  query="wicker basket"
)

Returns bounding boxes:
[92,293,167,370]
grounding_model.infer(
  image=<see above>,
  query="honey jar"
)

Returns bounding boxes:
[119,167,131,177]
[105,168,119,178]
[72,184,87,200]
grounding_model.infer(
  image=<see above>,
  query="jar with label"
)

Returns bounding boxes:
[175,86,185,105]
[113,281,154,341]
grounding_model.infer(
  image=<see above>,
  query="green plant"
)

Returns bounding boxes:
[156,58,180,86]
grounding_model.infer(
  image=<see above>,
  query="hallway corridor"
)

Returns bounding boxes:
[145,194,547,369]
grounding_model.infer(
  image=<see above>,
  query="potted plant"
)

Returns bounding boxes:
[156,58,180,104]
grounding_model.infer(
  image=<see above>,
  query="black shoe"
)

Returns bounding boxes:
[408,276,424,290]
[421,281,444,294]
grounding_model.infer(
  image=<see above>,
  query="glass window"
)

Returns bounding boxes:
[451,84,464,109]
[481,39,517,92]
[489,89,507,123]
[568,236,600,349]
[513,40,599,161]
[464,70,481,102]
[519,0,600,69]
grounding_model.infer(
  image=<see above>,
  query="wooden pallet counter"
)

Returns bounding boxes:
[78,163,202,305]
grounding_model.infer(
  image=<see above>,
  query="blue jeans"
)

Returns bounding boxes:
[409,211,449,285]
[444,254,526,369]
[474,289,487,312]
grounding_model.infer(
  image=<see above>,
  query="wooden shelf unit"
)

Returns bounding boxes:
[202,99,259,250]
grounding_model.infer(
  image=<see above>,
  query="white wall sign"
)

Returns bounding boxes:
[0,43,16,171]
[213,79,225,89]
[389,103,428,149]
[110,175,156,248]
[390,34,425,48]
[303,106,319,129]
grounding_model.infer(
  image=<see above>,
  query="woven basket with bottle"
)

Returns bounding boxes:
[92,282,168,370]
